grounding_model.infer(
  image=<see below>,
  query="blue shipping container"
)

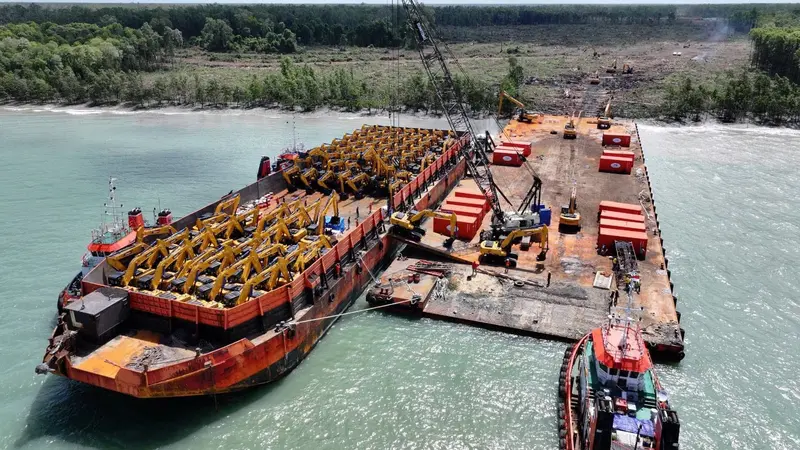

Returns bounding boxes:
[539,207,551,226]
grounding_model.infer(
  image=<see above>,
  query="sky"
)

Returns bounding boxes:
[0,0,795,4]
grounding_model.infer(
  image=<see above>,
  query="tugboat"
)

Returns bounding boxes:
[57,178,172,312]
[558,280,680,449]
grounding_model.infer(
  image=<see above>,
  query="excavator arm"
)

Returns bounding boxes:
[300,168,318,190]
[107,242,149,271]
[136,224,177,243]
[214,194,240,216]
[313,193,340,235]
[498,90,526,114]
[236,258,291,305]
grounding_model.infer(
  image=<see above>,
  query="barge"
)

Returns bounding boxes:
[38,125,470,398]
[369,115,686,361]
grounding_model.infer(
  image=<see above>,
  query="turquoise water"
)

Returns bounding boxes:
[0,108,797,449]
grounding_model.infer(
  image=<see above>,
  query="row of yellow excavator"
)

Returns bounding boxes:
[281,124,453,201]
[105,192,342,308]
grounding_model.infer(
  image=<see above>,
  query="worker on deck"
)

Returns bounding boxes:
[504,258,511,274]
[471,260,479,276]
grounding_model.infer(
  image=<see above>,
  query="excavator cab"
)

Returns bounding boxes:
[479,226,549,266]
[597,98,613,130]
[558,187,581,233]
[563,111,581,140]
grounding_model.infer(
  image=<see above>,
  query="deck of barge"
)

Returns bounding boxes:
[383,115,684,359]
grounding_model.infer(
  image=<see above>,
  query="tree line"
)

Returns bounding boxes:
[0,3,765,52]
[0,20,176,103]
[661,70,800,124]
[1,49,524,115]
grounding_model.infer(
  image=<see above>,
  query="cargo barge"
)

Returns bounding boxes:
[38,125,470,398]
[369,115,686,361]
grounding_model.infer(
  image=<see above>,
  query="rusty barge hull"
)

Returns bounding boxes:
[44,128,470,398]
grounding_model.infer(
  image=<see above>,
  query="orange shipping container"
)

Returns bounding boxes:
[444,196,490,214]
[454,190,487,201]
[440,203,484,218]
[433,215,479,240]
[493,149,523,167]
[599,156,632,174]
[602,150,635,161]
[499,141,532,157]
[599,201,642,216]
[599,218,647,233]
[600,210,646,223]
[597,227,648,259]
[602,133,632,147]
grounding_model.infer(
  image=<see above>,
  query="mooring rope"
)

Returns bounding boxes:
[290,297,415,325]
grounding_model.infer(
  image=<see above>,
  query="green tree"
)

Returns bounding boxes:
[200,18,233,52]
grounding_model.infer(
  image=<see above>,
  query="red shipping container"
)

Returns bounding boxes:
[599,156,632,174]
[498,141,532,157]
[600,210,645,223]
[602,150,635,161]
[599,218,647,233]
[445,196,490,214]
[492,150,523,167]
[440,203,484,218]
[602,133,632,147]
[597,228,648,259]
[454,190,486,201]
[433,215,479,240]
[599,201,642,216]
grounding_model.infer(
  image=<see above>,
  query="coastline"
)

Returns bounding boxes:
[3,102,797,131]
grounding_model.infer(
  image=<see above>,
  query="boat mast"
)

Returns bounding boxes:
[102,177,126,236]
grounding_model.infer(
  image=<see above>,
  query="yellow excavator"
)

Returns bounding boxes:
[479,226,549,266]
[563,111,581,140]
[215,194,240,216]
[204,243,288,302]
[107,242,150,271]
[559,187,581,233]
[112,228,189,287]
[316,170,337,194]
[148,240,200,290]
[282,165,301,191]
[136,224,178,243]
[309,193,340,235]
[299,167,318,192]
[597,98,613,129]
[497,91,539,124]
[390,209,458,245]
[231,257,292,306]
[589,71,600,85]
[346,173,371,199]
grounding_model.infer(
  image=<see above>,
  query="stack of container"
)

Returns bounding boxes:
[597,201,648,259]
[599,148,635,174]
[433,189,489,240]
[492,140,532,167]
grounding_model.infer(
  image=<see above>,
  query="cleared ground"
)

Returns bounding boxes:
[154,23,750,117]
